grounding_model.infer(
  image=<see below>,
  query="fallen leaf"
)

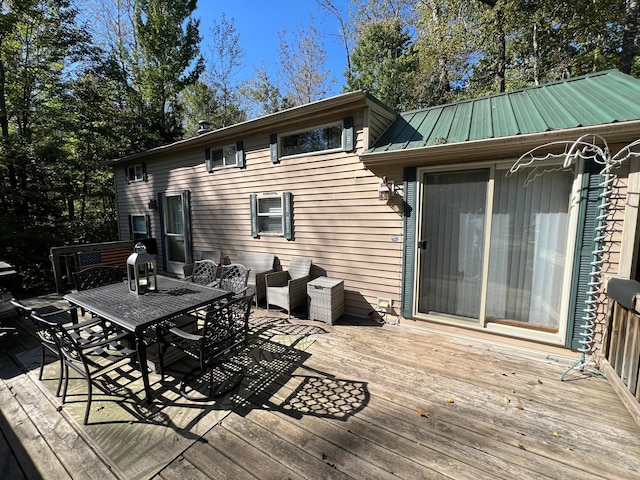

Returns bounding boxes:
[445,397,455,404]
[504,396,511,404]
[416,409,428,417]
[553,431,560,437]
[515,404,524,410]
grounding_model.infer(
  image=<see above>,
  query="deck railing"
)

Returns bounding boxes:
[49,240,136,293]
[601,277,640,426]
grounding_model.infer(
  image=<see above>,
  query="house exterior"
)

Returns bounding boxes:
[111,70,640,351]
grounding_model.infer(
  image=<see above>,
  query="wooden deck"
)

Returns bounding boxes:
[1,297,639,480]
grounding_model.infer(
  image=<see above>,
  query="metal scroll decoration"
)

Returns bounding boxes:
[509,134,640,380]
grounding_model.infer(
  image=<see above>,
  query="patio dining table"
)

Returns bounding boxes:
[64,276,232,402]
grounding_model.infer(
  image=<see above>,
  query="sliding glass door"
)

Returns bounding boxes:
[417,165,574,333]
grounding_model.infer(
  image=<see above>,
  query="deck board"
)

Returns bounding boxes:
[2,306,640,480]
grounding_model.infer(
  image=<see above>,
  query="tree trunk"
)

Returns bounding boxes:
[620,0,639,74]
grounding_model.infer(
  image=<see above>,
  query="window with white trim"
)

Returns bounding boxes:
[250,192,293,239]
[129,214,150,240]
[205,142,244,172]
[126,164,146,183]
[269,116,354,163]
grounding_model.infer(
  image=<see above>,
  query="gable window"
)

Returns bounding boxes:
[129,214,150,241]
[205,142,244,172]
[270,116,354,163]
[249,192,293,240]
[125,163,147,183]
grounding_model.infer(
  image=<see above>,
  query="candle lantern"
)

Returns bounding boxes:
[127,242,157,294]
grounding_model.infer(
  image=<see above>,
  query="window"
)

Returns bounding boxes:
[129,215,150,241]
[269,116,354,163]
[205,142,244,172]
[281,124,342,157]
[125,163,147,183]
[250,192,293,239]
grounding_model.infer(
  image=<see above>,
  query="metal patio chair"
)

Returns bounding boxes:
[157,294,253,401]
[31,307,137,425]
[185,259,220,287]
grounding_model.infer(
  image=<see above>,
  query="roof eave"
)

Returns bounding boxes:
[109,90,380,165]
[360,121,640,167]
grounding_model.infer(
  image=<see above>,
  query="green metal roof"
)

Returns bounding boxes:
[367,70,640,153]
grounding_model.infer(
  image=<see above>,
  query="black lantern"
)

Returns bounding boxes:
[127,243,157,294]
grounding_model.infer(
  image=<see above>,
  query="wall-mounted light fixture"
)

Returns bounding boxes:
[148,198,158,210]
[378,176,394,201]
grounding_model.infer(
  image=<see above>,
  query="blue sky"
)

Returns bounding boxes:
[194,0,348,96]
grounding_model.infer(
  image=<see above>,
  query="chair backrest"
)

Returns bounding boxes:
[73,266,123,291]
[201,295,252,363]
[288,256,312,280]
[30,311,77,361]
[201,249,222,264]
[218,264,250,295]
[190,259,219,285]
[12,299,70,348]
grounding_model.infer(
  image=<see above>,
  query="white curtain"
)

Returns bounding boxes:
[486,169,572,328]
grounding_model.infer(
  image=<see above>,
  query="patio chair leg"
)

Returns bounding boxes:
[55,357,64,397]
[84,379,93,425]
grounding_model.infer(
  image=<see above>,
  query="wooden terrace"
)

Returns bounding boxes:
[1,295,639,480]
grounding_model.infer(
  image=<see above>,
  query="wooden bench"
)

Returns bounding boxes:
[236,252,275,307]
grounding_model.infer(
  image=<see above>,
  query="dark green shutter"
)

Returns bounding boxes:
[125,167,130,184]
[205,148,212,172]
[182,190,193,265]
[236,141,245,168]
[128,215,133,240]
[249,194,258,237]
[567,161,604,349]
[343,116,354,152]
[270,134,279,163]
[283,191,293,240]
[142,162,148,182]
[157,193,167,271]
[145,214,151,238]
[402,167,418,318]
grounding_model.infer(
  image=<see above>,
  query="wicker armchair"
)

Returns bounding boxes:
[265,256,312,319]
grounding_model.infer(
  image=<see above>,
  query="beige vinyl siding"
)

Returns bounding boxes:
[115,110,404,319]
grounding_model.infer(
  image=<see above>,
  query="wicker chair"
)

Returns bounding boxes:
[265,256,312,319]
[185,259,220,287]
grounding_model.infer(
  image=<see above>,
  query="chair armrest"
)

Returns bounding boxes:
[167,327,202,342]
[183,263,195,277]
[265,270,290,287]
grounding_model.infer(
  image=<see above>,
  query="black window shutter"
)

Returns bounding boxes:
[249,194,259,238]
[270,134,279,163]
[401,167,418,318]
[236,141,245,168]
[128,215,133,240]
[343,116,354,152]
[125,166,130,184]
[283,191,293,240]
[145,214,151,238]
[182,190,193,265]
[142,162,148,182]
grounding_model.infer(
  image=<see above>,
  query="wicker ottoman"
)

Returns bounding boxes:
[307,277,344,325]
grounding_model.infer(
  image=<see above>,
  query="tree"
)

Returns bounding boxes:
[620,0,639,74]
[131,0,204,144]
[278,19,335,106]
[201,14,246,129]
[239,64,295,119]
[345,18,418,111]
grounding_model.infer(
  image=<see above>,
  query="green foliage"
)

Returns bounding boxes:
[132,0,204,144]
[345,18,418,111]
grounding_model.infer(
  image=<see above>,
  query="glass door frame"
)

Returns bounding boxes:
[160,190,192,275]
[412,159,582,345]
